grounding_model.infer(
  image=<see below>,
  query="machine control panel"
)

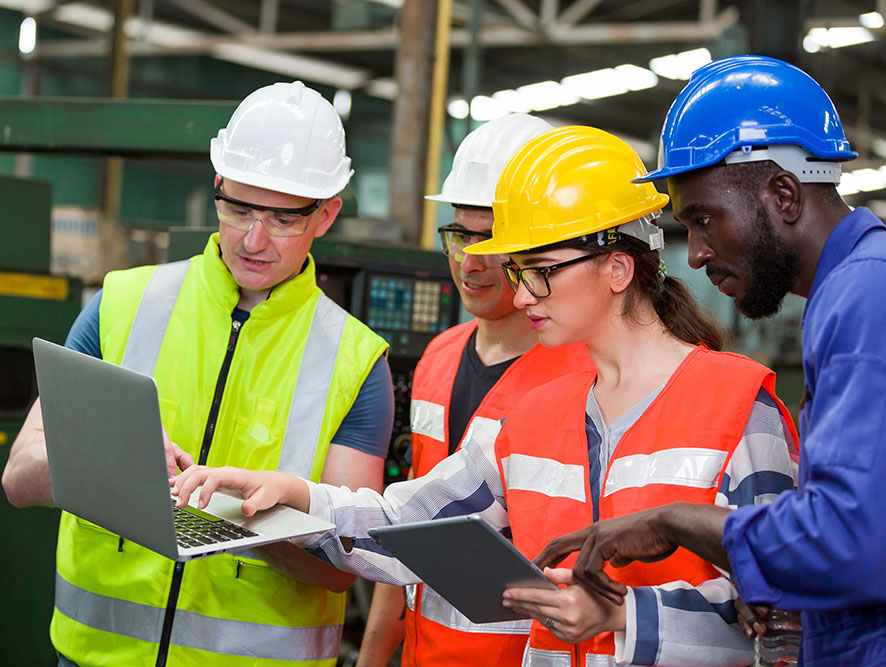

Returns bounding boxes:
[365,273,457,359]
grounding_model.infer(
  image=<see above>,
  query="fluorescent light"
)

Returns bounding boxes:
[649,47,711,80]
[825,26,875,48]
[837,172,860,196]
[837,165,886,196]
[851,167,886,192]
[860,11,885,29]
[18,16,36,54]
[333,89,352,121]
[803,33,822,53]
[515,80,579,112]
[615,64,658,91]
[492,89,533,113]
[804,26,875,51]
[447,98,469,119]
[562,68,628,100]
[470,95,508,121]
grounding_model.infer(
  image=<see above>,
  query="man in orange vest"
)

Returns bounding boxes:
[355,114,593,667]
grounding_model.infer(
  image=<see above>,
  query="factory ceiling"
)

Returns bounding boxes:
[6,0,886,207]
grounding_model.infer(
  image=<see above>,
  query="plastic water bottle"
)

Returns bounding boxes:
[754,608,802,667]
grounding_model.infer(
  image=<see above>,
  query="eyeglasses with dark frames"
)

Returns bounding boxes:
[437,224,506,266]
[214,180,323,237]
[502,253,602,298]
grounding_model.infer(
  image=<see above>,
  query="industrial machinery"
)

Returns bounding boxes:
[0,173,83,665]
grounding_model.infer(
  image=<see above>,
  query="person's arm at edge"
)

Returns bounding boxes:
[3,291,103,508]
[2,398,53,507]
[356,583,407,667]
[356,468,414,667]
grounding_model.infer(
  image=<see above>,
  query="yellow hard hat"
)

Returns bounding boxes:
[465,126,669,255]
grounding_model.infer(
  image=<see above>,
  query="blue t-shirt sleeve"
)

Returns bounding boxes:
[64,289,103,359]
[331,355,394,459]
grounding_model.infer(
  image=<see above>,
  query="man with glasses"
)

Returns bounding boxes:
[3,81,393,666]
[355,114,593,667]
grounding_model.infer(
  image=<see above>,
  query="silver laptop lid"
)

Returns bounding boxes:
[34,337,180,560]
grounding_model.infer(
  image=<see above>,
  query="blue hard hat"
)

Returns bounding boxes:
[637,55,857,182]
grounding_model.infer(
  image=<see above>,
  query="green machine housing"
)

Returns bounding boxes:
[0,173,83,665]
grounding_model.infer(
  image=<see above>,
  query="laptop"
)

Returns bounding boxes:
[33,337,334,562]
[369,514,557,623]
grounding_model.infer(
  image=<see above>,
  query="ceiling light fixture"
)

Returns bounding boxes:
[648,47,712,80]
[18,16,36,55]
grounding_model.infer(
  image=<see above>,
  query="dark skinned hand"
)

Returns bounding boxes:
[533,507,679,605]
[735,596,771,640]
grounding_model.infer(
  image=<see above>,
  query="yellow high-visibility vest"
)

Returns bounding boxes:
[51,235,388,666]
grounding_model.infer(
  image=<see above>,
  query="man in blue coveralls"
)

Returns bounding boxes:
[533,56,886,665]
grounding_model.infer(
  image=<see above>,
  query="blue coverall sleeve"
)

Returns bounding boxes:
[723,257,886,610]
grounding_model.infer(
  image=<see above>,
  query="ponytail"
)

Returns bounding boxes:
[571,235,726,351]
[650,275,725,351]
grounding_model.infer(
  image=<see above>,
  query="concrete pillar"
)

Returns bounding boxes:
[389,0,441,244]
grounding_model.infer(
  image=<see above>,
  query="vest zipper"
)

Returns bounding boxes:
[198,319,243,466]
[155,317,244,667]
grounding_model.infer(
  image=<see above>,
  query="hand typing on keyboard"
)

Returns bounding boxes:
[170,464,312,517]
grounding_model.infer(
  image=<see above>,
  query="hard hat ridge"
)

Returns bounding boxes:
[210,80,353,199]
[427,113,553,207]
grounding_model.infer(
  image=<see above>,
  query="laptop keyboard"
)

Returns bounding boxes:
[173,501,258,549]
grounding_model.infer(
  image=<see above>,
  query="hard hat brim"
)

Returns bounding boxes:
[463,232,587,256]
[424,193,492,207]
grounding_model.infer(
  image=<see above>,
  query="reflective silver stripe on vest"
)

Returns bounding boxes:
[419,585,531,635]
[410,400,445,441]
[55,571,341,661]
[277,294,348,478]
[523,648,620,667]
[523,647,573,667]
[603,448,728,497]
[501,454,586,502]
[121,260,191,375]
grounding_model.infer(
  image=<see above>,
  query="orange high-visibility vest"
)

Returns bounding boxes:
[498,347,798,666]
[405,320,593,667]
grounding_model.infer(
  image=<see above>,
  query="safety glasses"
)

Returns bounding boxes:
[214,181,323,237]
[437,225,507,266]
[502,253,601,298]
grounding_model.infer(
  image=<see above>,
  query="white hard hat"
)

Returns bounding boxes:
[427,113,553,207]
[210,81,353,200]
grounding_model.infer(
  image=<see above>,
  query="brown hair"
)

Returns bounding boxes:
[543,234,726,351]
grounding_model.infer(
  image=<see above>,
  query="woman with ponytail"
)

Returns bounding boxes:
[172,127,798,667]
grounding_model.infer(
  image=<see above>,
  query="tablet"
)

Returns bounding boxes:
[368,514,557,623]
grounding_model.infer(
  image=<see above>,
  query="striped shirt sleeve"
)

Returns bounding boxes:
[616,389,798,666]
[295,417,509,585]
